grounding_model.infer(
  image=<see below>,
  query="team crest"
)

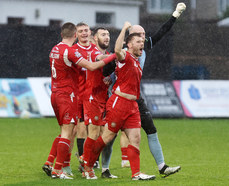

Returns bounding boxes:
[111,122,116,128]
[64,113,70,120]
[75,51,82,58]
[84,114,89,121]
[95,51,101,55]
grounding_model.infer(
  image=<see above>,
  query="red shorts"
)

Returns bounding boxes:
[105,94,141,133]
[84,98,106,126]
[51,91,78,125]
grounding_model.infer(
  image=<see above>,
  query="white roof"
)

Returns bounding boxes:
[13,0,142,6]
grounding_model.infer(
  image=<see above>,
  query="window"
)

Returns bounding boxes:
[96,12,114,25]
[49,20,62,27]
[191,0,196,9]
[218,0,229,16]
[147,0,173,14]
[8,17,24,25]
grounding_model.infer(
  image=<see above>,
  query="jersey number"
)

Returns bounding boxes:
[51,59,57,78]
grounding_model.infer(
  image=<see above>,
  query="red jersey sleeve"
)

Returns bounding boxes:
[90,49,103,62]
[67,47,84,64]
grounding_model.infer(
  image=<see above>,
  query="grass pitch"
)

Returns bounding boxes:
[0,118,229,185]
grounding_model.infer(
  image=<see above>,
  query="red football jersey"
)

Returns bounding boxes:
[72,43,96,99]
[84,47,109,103]
[113,51,142,99]
[49,42,83,94]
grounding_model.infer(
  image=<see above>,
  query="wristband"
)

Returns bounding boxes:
[102,53,116,65]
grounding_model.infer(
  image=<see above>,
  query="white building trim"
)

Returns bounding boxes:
[0,0,142,29]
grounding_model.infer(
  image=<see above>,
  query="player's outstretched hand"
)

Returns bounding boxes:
[172,2,186,18]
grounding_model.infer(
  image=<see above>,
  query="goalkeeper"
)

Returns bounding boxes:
[102,2,186,178]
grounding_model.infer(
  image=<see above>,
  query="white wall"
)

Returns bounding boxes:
[0,0,140,29]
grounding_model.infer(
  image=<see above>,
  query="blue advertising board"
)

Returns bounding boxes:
[0,78,40,118]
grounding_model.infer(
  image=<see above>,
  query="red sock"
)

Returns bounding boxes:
[46,134,61,164]
[121,147,128,161]
[88,136,106,167]
[63,153,71,168]
[54,138,71,170]
[83,137,95,167]
[127,145,140,177]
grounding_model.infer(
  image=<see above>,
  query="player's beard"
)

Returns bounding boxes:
[133,48,141,57]
[98,39,109,50]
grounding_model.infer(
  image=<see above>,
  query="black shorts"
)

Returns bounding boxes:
[137,94,157,134]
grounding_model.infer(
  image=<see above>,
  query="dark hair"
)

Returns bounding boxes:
[125,33,141,45]
[61,22,76,38]
[93,27,108,36]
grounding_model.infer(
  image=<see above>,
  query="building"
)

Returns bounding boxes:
[0,0,142,29]
[0,0,228,79]
[142,0,229,21]
[139,0,229,80]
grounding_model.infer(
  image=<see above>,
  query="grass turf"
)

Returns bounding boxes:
[0,118,229,185]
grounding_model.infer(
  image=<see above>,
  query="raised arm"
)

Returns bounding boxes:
[115,22,131,61]
[147,2,186,50]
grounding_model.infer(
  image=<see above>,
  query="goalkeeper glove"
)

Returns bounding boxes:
[172,2,186,18]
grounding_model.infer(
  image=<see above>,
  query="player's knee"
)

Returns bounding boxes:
[129,138,140,149]
[141,113,157,135]
[89,125,100,139]
[77,128,87,138]
[89,130,100,140]
[146,125,157,134]
[102,130,116,144]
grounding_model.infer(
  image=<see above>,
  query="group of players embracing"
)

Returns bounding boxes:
[42,2,186,181]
